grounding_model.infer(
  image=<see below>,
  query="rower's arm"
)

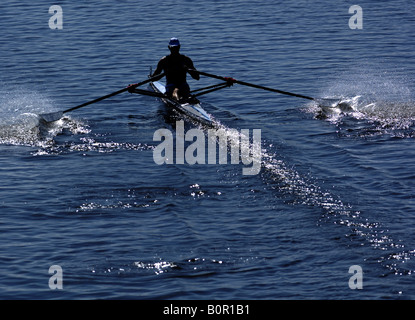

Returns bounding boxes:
[185,58,200,80]
[151,59,165,81]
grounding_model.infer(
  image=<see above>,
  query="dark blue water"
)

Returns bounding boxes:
[1,0,415,299]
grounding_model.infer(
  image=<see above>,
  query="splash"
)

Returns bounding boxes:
[311,95,415,131]
[0,87,87,147]
[305,64,415,137]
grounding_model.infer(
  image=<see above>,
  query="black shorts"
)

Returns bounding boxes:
[165,82,190,97]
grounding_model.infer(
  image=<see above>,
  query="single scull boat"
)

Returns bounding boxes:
[39,69,342,124]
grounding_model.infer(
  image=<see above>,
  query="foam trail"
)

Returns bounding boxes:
[262,142,415,274]
[208,116,415,275]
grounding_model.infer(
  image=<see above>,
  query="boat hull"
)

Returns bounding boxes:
[150,81,212,125]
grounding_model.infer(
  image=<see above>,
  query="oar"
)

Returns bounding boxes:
[39,73,165,122]
[190,69,339,107]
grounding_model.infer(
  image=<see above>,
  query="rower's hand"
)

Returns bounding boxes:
[127,84,136,93]
[224,77,236,87]
[186,67,200,80]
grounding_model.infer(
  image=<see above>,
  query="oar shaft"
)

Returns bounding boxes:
[63,87,127,114]
[236,79,314,101]
[192,70,315,101]
[63,73,165,114]
[193,83,229,98]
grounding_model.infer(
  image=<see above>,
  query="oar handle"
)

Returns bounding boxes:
[63,73,165,114]
[191,69,315,101]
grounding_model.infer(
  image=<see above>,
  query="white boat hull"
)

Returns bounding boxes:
[150,81,212,125]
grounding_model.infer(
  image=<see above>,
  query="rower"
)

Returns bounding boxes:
[151,38,200,101]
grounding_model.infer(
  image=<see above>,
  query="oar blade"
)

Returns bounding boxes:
[314,98,342,108]
[39,111,64,122]
[314,97,356,112]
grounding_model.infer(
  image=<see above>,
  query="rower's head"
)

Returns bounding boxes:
[168,37,181,54]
